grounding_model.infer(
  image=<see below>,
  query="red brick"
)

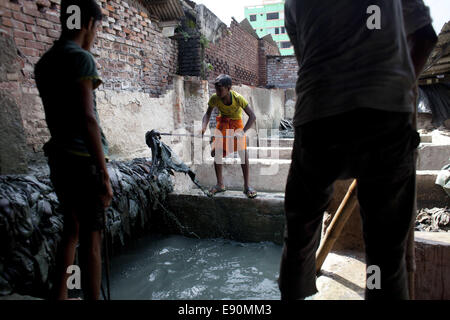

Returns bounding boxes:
[10,19,26,31]
[0,8,12,18]
[45,12,59,24]
[14,29,35,40]
[37,0,51,8]
[13,12,35,24]
[0,1,22,12]
[1,17,13,27]
[26,39,45,50]
[105,28,115,35]
[36,33,52,44]
[14,37,25,46]
[22,6,42,18]
[102,40,111,49]
[47,28,59,38]
[19,46,39,57]
[26,24,46,35]
[0,26,12,36]
[36,18,53,29]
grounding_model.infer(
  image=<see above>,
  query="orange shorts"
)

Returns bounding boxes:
[212,116,247,157]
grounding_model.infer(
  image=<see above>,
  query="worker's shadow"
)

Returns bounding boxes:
[317,270,365,297]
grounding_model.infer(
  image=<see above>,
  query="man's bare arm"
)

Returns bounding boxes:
[201,106,214,135]
[243,105,256,133]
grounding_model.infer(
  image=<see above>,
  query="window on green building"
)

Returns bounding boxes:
[275,27,279,35]
[280,41,291,49]
[267,12,279,20]
[250,14,256,22]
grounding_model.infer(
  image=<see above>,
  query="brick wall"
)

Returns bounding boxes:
[204,19,279,90]
[177,34,201,77]
[267,55,299,89]
[176,9,202,78]
[93,0,178,96]
[205,19,259,88]
[0,0,179,171]
[258,39,281,89]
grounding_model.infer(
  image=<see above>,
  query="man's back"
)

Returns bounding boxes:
[35,39,108,157]
[285,0,416,127]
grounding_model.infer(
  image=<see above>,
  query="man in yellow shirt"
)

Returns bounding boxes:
[201,74,257,198]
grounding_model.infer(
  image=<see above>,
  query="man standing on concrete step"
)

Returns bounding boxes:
[35,0,112,300]
[279,0,437,299]
[201,74,258,198]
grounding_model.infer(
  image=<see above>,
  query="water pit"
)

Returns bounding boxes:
[109,234,282,300]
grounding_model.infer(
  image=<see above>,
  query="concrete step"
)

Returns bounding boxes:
[243,142,448,170]
[191,159,448,205]
[255,134,435,148]
[420,134,433,143]
[247,146,292,160]
[417,143,450,171]
[257,138,294,148]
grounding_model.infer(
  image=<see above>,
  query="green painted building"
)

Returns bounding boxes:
[244,0,293,56]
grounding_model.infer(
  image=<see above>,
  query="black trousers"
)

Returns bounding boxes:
[278,108,420,300]
[47,150,106,232]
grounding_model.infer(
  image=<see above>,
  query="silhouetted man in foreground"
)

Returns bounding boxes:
[35,0,112,300]
[280,0,437,300]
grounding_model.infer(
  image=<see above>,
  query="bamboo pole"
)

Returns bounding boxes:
[316,179,358,274]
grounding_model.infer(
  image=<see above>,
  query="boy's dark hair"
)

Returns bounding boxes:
[60,0,102,36]
[214,74,232,88]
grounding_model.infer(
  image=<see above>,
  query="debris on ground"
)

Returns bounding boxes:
[415,207,450,232]
[279,119,294,138]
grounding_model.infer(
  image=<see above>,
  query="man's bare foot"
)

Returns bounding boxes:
[209,184,226,196]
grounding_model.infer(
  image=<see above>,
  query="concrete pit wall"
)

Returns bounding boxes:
[96,76,197,163]
[234,85,285,132]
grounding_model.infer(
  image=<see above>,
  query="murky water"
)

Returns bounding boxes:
[109,234,282,300]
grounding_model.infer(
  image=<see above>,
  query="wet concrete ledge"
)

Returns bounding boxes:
[163,190,285,244]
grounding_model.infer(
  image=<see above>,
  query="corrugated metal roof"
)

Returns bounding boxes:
[142,0,184,21]
[421,21,450,81]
